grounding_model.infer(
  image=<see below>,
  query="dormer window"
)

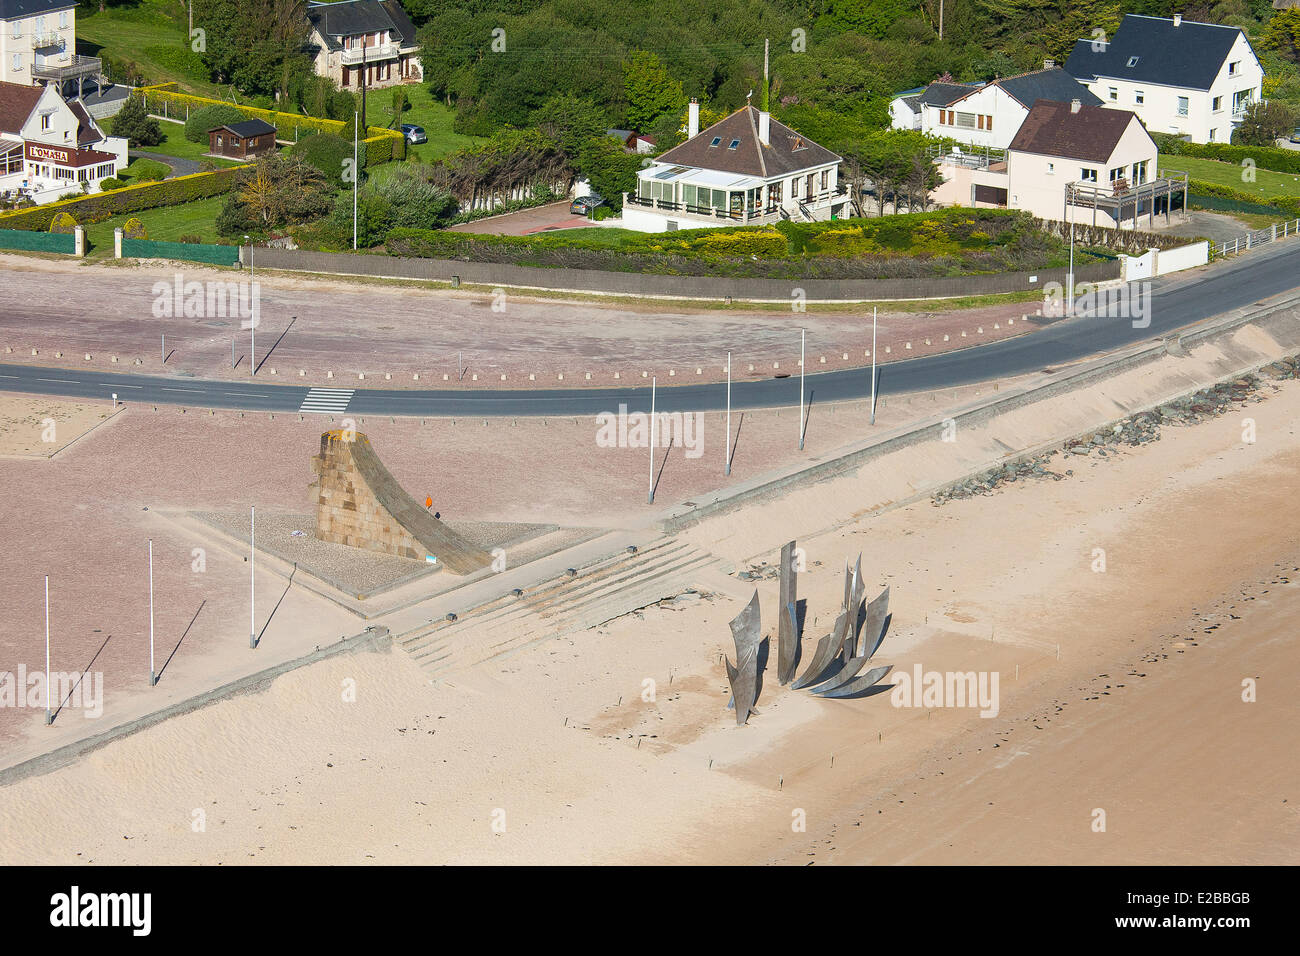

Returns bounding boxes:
[709,137,721,147]
[727,139,740,150]
[1127,56,1139,67]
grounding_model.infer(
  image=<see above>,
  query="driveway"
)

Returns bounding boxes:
[447,201,595,236]
[128,149,201,179]
[1150,210,1251,244]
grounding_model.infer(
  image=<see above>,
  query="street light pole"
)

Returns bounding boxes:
[44,574,51,725]
[352,111,359,251]
[1067,209,1075,316]
[249,505,256,649]
[245,236,255,374]
[725,351,731,477]
[798,328,806,451]
[870,306,878,426]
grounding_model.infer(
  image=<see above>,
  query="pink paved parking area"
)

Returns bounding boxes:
[0,254,1036,391]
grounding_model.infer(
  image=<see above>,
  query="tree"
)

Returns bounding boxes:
[190,0,312,98]
[220,155,333,234]
[1235,99,1297,146]
[110,96,163,148]
[291,133,364,187]
[1261,9,1300,65]
[577,136,643,211]
[530,94,608,159]
[184,104,249,144]
[623,51,686,132]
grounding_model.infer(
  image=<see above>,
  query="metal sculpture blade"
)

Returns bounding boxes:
[811,652,873,694]
[791,608,847,690]
[724,590,762,724]
[815,664,893,699]
[777,540,799,684]
[845,555,866,655]
[860,586,891,660]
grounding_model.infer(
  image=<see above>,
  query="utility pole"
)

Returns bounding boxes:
[762,38,769,111]
[939,0,945,40]
[725,351,731,477]
[360,35,368,132]
[870,307,878,426]
[352,111,359,251]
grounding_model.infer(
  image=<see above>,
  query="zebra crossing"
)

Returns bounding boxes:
[298,387,355,414]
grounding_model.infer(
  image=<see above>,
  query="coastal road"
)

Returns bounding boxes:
[2,239,1298,417]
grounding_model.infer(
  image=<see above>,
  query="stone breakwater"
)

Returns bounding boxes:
[931,355,1300,507]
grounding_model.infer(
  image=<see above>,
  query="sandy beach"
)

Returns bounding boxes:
[1,342,1296,864]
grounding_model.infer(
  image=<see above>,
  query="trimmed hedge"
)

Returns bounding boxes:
[0,167,242,231]
[1187,179,1300,218]
[1156,136,1300,176]
[136,84,404,161]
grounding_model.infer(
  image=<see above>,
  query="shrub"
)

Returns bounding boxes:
[178,234,202,244]
[97,177,126,191]
[111,96,164,148]
[49,212,78,234]
[125,158,170,182]
[184,104,249,144]
[592,205,614,221]
[123,217,147,239]
[291,133,362,187]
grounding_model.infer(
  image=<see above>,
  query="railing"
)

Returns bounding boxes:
[625,195,782,222]
[340,43,400,64]
[31,55,101,80]
[1214,218,1300,257]
[33,32,64,49]
[927,143,1007,170]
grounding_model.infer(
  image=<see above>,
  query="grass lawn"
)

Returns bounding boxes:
[114,119,239,166]
[389,85,484,161]
[77,1,227,98]
[84,195,229,259]
[1160,154,1300,199]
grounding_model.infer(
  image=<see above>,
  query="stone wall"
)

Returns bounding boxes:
[312,430,491,574]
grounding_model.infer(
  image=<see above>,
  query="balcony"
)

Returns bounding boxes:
[340,43,400,65]
[33,32,65,50]
[32,55,101,81]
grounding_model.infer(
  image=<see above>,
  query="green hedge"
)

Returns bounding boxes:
[1156,136,1300,175]
[0,167,241,230]
[1187,179,1300,218]
[136,85,404,161]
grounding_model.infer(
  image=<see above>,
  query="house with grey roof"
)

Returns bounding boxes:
[622,99,846,232]
[306,0,421,91]
[894,66,1100,149]
[1065,14,1264,144]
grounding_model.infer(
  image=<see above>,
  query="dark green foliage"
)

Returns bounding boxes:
[184,105,250,144]
[291,133,366,187]
[576,137,643,212]
[110,96,164,148]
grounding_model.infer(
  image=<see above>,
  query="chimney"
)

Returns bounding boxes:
[758,110,770,146]
[688,98,699,139]
[1173,14,1181,26]
[1071,98,1081,113]
[1043,58,1055,70]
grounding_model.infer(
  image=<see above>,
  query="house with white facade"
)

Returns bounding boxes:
[931,98,1185,230]
[0,80,125,203]
[306,0,421,91]
[0,0,99,98]
[1065,14,1264,144]
[899,67,1102,149]
[622,100,846,232]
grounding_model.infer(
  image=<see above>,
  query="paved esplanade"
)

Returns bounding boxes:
[2,241,1297,416]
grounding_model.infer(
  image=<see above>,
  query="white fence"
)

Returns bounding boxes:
[1214,218,1300,257]
[1119,241,1209,281]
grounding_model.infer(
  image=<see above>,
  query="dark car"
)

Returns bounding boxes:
[401,124,427,145]
[571,194,605,215]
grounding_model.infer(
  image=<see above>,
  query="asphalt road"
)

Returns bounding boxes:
[2,240,1298,417]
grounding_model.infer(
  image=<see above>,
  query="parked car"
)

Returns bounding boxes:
[401,124,427,145]
[571,194,605,215]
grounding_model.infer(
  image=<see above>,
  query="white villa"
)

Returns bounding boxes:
[931,98,1185,230]
[0,0,99,99]
[0,80,125,203]
[622,99,847,232]
[893,66,1101,150]
[1065,14,1264,144]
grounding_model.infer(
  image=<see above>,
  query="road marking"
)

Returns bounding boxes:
[37,378,80,383]
[299,387,354,413]
[161,387,203,393]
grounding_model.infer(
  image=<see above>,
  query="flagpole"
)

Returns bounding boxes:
[725,351,731,477]
[870,307,878,425]
[149,539,156,686]
[799,328,806,450]
[648,377,656,503]
[44,574,51,725]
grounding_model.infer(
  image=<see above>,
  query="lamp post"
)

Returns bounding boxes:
[244,236,255,374]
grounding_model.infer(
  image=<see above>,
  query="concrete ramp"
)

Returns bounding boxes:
[313,430,492,574]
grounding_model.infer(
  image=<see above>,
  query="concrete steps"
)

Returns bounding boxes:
[395,537,726,677]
